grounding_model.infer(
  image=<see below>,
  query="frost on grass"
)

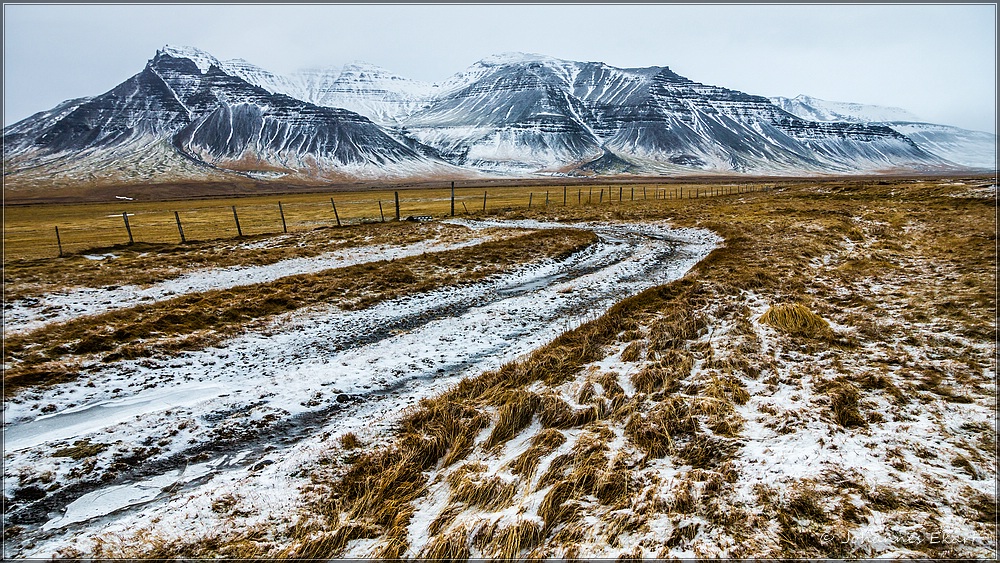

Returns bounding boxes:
[296,179,995,559]
[9,178,995,559]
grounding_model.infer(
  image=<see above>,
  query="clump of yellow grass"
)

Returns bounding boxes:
[758,303,833,340]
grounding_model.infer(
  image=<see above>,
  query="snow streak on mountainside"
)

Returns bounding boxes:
[3,46,966,189]
[769,94,922,124]
[886,122,996,169]
[771,94,996,169]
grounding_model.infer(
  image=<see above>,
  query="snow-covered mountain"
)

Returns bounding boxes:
[402,52,946,174]
[3,46,966,189]
[2,46,464,186]
[769,94,921,124]
[771,94,996,170]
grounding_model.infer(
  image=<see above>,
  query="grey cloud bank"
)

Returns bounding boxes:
[3,3,996,134]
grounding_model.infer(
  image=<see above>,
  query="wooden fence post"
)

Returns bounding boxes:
[529,193,533,208]
[395,191,400,221]
[599,189,604,203]
[631,187,634,201]
[278,201,287,233]
[232,205,243,237]
[174,211,186,243]
[379,201,385,222]
[122,212,134,245]
[545,191,549,206]
[563,186,567,206]
[330,198,342,227]
[589,187,593,204]
[643,186,647,200]
[482,191,487,212]
[451,181,455,217]
[55,226,63,257]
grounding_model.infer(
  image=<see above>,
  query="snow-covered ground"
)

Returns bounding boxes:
[2,219,720,558]
[4,233,498,335]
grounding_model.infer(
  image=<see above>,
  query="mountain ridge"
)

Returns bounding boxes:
[4,45,975,191]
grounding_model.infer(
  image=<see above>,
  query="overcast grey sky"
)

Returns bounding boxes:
[3,3,997,133]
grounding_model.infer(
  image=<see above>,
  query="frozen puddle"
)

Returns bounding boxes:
[4,219,720,557]
[4,233,492,334]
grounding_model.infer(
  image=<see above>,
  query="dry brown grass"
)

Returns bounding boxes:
[51,175,996,559]
[3,221,478,300]
[3,228,597,396]
[506,428,567,477]
[759,303,834,340]
[446,463,519,510]
[474,519,545,560]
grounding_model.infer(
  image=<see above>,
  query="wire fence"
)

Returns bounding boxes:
[4,183,769,260]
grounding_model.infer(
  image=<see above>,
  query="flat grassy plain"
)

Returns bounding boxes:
[4,182,756,260]
[5,174,996,558]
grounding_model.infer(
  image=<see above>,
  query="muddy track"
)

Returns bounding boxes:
[3,219,719,556]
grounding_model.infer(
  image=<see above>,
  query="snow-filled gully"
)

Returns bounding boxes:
[3,219,720,557]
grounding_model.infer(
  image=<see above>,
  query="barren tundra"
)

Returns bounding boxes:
[2,177,996,559]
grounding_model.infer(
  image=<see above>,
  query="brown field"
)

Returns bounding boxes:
[4,181,773,261]
[4,173,996,559]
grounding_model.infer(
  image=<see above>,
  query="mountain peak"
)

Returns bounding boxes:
[156,45,221,73]
[479,52,565,66]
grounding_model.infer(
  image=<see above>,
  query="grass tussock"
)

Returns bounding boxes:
[474,520,545,560]
[813,377,868,429]
[339,432,362,450]
[52,438,109,460]
[538,394,598,429]
[417,526,471,561]
[447,463,519,510]
[759,303,834,340]
[625,397,698,458]
[506,429,567,477]
[632,349,693,394]
[483,390,541,450]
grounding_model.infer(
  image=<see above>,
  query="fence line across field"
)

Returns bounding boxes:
[12,183,769,260]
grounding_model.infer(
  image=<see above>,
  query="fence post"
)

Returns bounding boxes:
[643,186,647,200]
[529,193,533,208]
[395,191,400,221]
[174,211,186,243]
[619,186,623,202]
[379,201,385,222]
[232,205,243,237]
[563,186,567,206]
[330,198,342,227]
[589,186,593,204]
[278,201,287,233]
[451,181,455,217]
[482,191,487,212]
[122,212,134,245]
[631,187,634,201]
[545,191,549,206]
[55,226,63,257]
[600,189,604,203]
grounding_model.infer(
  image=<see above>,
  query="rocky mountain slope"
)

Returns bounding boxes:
[3,47,966,189]
[771,94,996,170]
